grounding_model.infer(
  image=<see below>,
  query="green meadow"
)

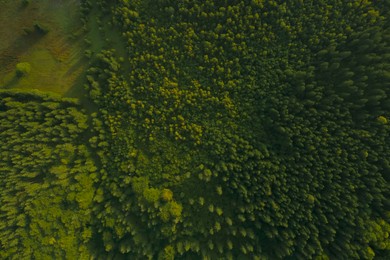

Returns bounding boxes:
[0,0,86,95]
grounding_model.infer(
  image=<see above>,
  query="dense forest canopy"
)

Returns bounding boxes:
[0,90,97,259]
[0,0,389,259]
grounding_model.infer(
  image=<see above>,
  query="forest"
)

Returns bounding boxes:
[1,0,389,259]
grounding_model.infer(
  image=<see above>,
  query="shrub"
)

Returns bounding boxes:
[15,62,31,77]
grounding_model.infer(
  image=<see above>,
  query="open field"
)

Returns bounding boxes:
[0,0,86,95]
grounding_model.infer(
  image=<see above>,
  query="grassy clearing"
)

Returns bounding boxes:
[0,0,87,95]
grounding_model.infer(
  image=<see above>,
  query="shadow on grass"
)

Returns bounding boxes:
[64,55,86,78]
[1,75,21,89]
[0,30,46,72]
[64,67,98,114]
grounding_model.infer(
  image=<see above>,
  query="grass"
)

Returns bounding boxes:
[0,0,88,95]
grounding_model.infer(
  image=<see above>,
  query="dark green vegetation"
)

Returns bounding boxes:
[1,0,390,259]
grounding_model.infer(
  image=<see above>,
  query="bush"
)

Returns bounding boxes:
[34,22,49,34]
[15,62,31,77]
[21,0,30,7]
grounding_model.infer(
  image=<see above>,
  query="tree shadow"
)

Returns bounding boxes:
[64,68,98,113]
[0,29,46,72]
[64,55,86,78]
[1,74,21,89]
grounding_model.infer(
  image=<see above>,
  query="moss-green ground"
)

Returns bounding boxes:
[0,0,86,95]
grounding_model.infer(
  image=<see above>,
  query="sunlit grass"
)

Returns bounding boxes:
[0,0,87,95]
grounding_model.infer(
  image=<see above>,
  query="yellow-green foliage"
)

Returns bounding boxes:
[0,90,97,259]
[161,189,173,202]
[377,115,388,124]
[15,62,31,77]
[364,218,390,251]
[159,245,175,260]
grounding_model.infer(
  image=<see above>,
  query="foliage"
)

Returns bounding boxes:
[15,62,31,77]
[0,90,97,259]
[81,0,390,259]
[1,0,390,259]
[34,23,49,34]
[21,0,30,7]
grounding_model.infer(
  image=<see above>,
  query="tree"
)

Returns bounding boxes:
[15,62,31,77]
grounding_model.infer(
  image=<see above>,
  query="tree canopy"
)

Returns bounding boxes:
[1,0,389,259]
